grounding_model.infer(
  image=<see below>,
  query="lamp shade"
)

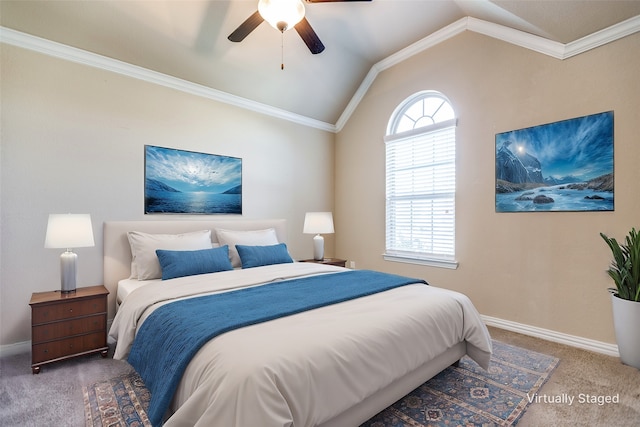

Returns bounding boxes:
[45,214,95,249]
[303,212,334,235]
[258,0,305,32]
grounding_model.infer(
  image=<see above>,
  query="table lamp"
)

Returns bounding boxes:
[303,212,334,261]
[44,214,95,293]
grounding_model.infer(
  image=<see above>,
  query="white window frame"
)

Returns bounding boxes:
[384,91,458,269]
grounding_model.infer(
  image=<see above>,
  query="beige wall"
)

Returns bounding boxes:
[0,45,335,348]
[335,31,640,345]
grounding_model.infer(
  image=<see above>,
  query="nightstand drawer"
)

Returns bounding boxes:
[31,314,106,344]
[32,331,106,364]
[31,296,106,324]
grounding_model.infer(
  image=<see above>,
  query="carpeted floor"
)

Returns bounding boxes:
[488,327,640,427]
[83,340,558,427]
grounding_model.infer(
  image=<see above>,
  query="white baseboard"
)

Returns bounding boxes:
[482,315,620,358]
[0,340,31,358]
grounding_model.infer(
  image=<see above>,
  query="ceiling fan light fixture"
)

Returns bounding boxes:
[258,0,305,32]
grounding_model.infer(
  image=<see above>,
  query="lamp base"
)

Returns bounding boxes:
[60,250,77,293]
[313,234,324,261]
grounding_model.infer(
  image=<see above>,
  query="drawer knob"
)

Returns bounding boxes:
[43,349,48,353]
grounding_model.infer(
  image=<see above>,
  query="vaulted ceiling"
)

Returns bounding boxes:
[2,1,639,129]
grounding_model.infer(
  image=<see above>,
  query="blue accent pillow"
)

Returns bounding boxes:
[156,246,233,280]
[236,243,294,269]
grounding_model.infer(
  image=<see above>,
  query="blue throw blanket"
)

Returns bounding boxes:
[128,269,427,425]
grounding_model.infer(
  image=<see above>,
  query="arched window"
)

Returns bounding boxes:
[384,91,457,268]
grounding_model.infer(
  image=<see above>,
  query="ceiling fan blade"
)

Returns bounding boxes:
[228,10,264,42]
[294,17,325,54]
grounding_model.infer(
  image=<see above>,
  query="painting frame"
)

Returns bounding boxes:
[495,111,614,213]
[144,145,242,215]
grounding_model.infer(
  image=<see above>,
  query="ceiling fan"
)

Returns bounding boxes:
[228,0,372,55]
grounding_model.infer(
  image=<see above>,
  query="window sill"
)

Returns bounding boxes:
[383,254,459,270]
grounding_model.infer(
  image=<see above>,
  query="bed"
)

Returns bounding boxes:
[104,219,492,427]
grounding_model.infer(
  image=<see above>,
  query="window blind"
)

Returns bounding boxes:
[385,125,456,261]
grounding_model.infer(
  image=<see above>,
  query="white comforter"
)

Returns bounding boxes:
[109,263,492,427]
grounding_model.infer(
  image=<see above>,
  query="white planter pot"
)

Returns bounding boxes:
[611,293,640,369]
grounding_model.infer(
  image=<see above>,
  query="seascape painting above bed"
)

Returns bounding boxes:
[144,145,242,215]
[103,219,492,427]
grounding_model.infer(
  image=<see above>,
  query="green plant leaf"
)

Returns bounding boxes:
[601,228,640,302]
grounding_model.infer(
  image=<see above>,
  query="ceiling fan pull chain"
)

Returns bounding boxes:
[281,31,285,70]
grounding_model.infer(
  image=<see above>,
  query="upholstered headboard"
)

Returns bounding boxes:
[103,219,287,319]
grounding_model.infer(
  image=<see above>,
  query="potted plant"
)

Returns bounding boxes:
[600,227,640,369]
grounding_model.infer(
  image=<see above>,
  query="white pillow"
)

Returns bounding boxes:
[215,228,279,268]
[127,230,212,280]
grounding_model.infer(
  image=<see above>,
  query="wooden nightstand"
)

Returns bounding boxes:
[29,285,109,374]
[299,258,347,268]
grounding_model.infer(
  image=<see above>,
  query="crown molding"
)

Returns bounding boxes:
[335,15,640,132]
[334,66,379,131]
[334,18,468,131]
[0,26,336,133]
[2,13,639,134]
[564,14,640,59]
[378,17,469,71]
[466,17,565,59]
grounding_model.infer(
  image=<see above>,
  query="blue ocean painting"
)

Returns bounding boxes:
[145,145,242,214]
[495,111,613,212]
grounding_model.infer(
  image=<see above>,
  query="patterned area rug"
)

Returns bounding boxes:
[83,340,558,427]
[84,371,151,427]
[362,340,560,426]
